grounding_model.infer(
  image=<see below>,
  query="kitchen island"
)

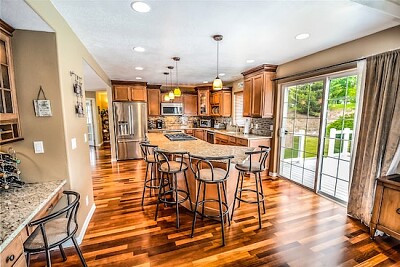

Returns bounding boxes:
[0,180,66,266]
[147,133,255,216]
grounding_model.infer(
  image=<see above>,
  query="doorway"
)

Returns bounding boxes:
[86,98,95,146]
[279,71,358,203]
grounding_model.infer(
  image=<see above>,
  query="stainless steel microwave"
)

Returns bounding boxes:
[161,103,183,116]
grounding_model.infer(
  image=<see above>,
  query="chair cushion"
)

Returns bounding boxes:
[160,161,187,173]
[24,218,77,250]
[236,161,264,172]
[198,168,227,182]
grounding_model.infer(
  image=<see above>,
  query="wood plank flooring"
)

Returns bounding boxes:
[30,144,400,266]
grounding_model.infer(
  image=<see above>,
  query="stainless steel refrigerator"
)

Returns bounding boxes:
[113,102,147,160]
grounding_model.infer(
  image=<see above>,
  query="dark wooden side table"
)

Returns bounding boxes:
[370,174,400,240]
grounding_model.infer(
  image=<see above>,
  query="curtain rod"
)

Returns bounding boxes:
[273,57,367,81]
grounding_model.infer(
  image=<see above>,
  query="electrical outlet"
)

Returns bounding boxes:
[270,125,274,131]
[33,141,44,154]
[71,138,77,150]
[84,133,87,143]
[255,124,259,129]
[86,195,89,206]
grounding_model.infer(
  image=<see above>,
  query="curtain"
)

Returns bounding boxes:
[347,50,400,225]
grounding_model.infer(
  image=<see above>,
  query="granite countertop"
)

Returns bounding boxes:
[0,180,66,252]
[147,133,253,164]
[148,127,272,140]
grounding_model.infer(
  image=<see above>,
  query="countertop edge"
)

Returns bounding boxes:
[0,180,67,252]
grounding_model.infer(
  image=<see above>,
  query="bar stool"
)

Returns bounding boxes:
[154,149,193,228]
[189,154,234,246]
[231,146,270,229]
[139,142,159,206]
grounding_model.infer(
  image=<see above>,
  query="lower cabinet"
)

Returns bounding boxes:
[193,129,206,141]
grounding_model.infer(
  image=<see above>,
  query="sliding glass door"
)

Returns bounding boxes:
[279,72,358,203]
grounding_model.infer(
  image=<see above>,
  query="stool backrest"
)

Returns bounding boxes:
[244,146,271,171]
[155,149,188,173]
[189,154,234,182]
[139,142,158,162]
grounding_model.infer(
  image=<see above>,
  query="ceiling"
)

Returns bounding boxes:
[2,0,400,88]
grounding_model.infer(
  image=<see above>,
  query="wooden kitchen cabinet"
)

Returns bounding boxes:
[0,20,22,145]
[242,64,277,118]
[147,87,161,116]
[370,175,400,240]
[210,90,231,117]
[112,81,147,101]
[194,129,206,141]
[196,87,211,116]
[183,94,197,116]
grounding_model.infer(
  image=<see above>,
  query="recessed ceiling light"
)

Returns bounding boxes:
[219,73,225,77]
[133,46,145,52]
[131,1,151,13]
[203,81,208,84]
[246,59,255,63]
[295,33,310,40]
[135,77,142,80]
[135,66,144,70]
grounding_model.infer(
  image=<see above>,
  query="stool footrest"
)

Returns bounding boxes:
[194,199,229,221]
[235,188,265,204]
[158,189,190,205]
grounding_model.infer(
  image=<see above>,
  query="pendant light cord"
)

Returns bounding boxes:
[176,61,179,87]
[216,40,219,77]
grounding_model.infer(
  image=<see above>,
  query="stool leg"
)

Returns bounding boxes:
[141,162,150,206]
[149,163,154,197]
[184,171,193,211]
[254,172,262,229]
[238,172,245,208]
[259,172,266,214]
[201,182,207,220]
[174,173,180,228]
[26,252,31,267]
[231,171,242,223]
[45,248,51,267]
[155,171,164,221]
[191,181,202,238]
[59,244,67,261]
[221,181,230,226]
[217,182,225,246]
[72,236,88,267]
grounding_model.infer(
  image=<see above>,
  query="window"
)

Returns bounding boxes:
[234,92,245,126]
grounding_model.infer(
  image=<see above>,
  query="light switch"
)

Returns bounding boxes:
[71,138,77,150]
[84,133,88,143]
[33,141,44,154]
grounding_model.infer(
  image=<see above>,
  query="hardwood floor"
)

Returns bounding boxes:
[31,144,400,266]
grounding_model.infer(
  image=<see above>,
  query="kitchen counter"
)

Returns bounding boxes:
[147,133,252,164]
[0,180,66,252]
[148,127,272,140]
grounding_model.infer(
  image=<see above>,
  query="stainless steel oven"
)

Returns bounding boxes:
[207,131,215,144]
[161,103,183,116]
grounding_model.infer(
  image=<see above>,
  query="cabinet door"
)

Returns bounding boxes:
[221,91,231,117]
[243,78,252,117]
[251,74,263,117]
[130,85,147,101]
[194,129,204,140]
[113,85,130,101]
[379,187,400,233]
[262,72,275,118]
[147,89,160,116]
[198,89,210,116]
[183,94,197,116]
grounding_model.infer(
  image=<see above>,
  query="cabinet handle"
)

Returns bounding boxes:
[6,254,15,262]
[397,208,400,214]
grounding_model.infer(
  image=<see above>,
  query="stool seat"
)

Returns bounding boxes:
[235,161,264,172]
[160,161,188,173]
[198,168,227,182]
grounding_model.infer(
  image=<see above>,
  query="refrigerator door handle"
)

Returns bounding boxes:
[128,105,135,136]
[117,139,137,143]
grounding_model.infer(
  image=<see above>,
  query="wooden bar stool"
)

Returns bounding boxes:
[154,149,193,228]
[139,142,159,206]
[189,154,234,246]
[231,146,270,229]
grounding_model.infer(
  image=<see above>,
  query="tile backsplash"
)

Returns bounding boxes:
[251,118,273,136]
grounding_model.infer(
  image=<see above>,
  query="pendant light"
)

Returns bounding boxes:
[212,34,223,91]
[172,57,182,97]
[167,66,175,100]
[163,72,170,102]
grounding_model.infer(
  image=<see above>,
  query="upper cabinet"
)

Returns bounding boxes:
[197,87,210,116]
[0,20,22,144]
[242,64,277,118]
[182,94,197,116]
[210,90,231,117]
[112,81,147,102]
[147,86,161,116]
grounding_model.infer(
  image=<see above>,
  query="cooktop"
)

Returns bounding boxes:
[164,133,197,141]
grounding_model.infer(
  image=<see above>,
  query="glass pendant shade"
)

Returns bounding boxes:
[213,77,223,90]
[173,87,181,97]
[169,91,175,99]
[164,94,170,101]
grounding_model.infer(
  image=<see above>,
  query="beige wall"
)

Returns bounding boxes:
[10,30,69,183]
[22,0,111,238]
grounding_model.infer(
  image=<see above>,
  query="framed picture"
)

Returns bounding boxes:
[33,99,52,117]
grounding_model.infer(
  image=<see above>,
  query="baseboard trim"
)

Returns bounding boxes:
[269,172,278,177]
